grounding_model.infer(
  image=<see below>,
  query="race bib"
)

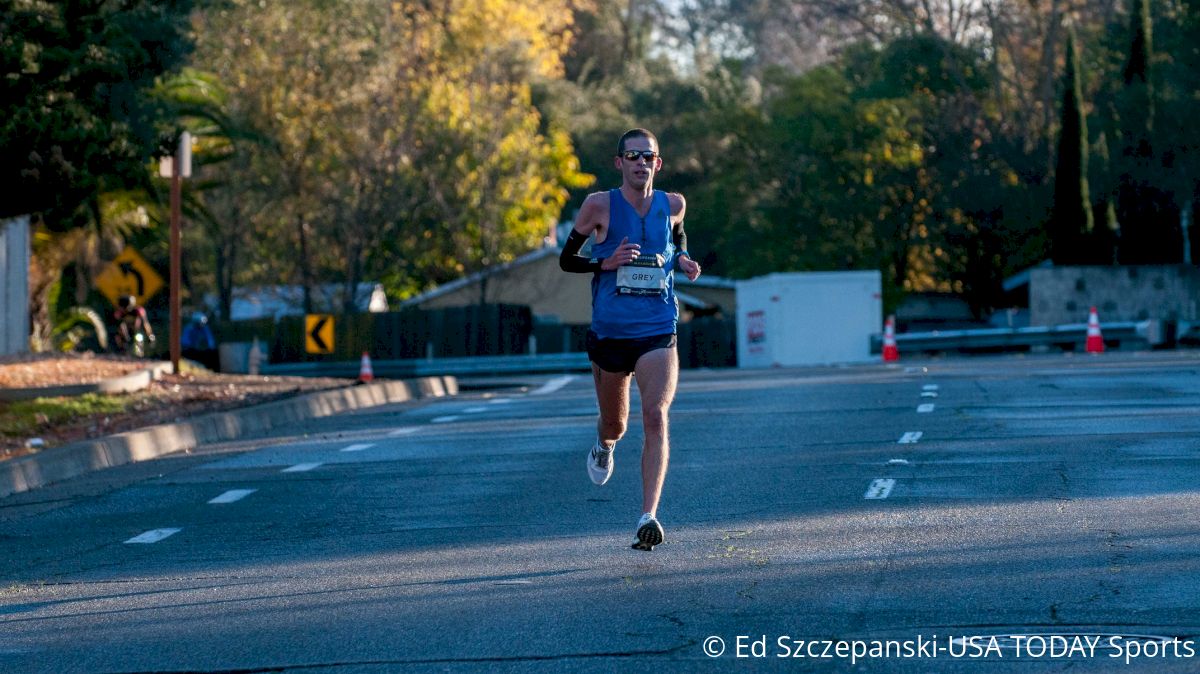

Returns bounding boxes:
[617,253,668,296]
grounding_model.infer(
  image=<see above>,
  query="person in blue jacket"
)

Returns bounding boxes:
[181,312,217,369]
[558,128,702,551]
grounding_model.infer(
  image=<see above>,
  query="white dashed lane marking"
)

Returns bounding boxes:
[488,398,514,405]
[531,375,575,396]
[208,489,256,504]
[125,528,182,544]
[388,428,418,437]
[864,479,896,500]
[921,391,938,398]
[898,431,923,444]
[432,416,460,424]
[462,407,487,414]
[340,443,374,453]
[922,384,939,392]
[917,403,935,413]
[282,463,322,473]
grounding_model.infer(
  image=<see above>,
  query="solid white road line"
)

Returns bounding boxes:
[125,528,182,544]
[432,415,460,424]
[864,479,896,500]
[898,431,923,444]
[282,462,322,473]
[388,427,419,437]
[531,375,575,396]
[917,403,935,413]
[340,443,375,452]
[208,489,256,504]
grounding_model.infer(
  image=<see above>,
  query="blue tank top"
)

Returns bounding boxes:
[590,189,678,339]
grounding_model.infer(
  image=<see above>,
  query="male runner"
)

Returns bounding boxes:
[558,128,701,551]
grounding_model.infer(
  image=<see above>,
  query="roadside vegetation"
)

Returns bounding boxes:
[0,394,133,440]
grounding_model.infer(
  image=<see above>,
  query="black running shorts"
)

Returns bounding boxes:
[586,330,677,374]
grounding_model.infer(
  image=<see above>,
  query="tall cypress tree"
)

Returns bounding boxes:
[1115,0,1182,263]
[1122,0,1154,123]
[1090,130,1121,264]
[1051,27,1093,265]
[1157,0,1200,264]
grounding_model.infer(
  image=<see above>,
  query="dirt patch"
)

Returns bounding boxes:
[1,354,355,462]
[0,352,149,387]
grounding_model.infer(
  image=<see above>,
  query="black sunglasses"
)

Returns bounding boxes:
[619,150,659,161]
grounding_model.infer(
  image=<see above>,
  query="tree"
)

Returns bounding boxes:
[188,0,590,314]
[549,0,1200,317]
[2,0,196,348]
[563,0,665,83]
[150,67,270,321]
[0,0,196,228]
[1114,0,1181,263]
[1155,0,1200,263]
[1050,25,1095,264]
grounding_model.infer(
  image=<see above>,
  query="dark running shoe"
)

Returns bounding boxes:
[632,513,664,551]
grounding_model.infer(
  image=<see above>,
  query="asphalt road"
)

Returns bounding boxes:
[2,351,1199,672]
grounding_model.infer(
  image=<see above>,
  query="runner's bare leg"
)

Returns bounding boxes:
[633,346,678,516]
[592,364,631,448]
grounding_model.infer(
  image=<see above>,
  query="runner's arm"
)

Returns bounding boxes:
[672,219,689,269]
[559,229,603,273]
[668,193,695,272]
[560,193,639,273]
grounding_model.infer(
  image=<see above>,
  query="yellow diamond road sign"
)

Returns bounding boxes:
[306,314,335,354]
[95,248,164,307]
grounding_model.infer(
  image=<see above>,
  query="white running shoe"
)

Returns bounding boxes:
[587,441,614,485]
[632,512,664,551]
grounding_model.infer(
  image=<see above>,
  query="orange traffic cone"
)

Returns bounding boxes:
[882,315,900,362]
[358,351,375,382]
[1085,307,1105,354]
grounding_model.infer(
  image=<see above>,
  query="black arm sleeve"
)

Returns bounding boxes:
[559,229,603,273]
[672,220,689,270]
[672,220,688,255]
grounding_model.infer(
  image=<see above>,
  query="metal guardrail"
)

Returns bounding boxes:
[262,351,592,379]
[870,321,1151,354]
[261,320,1198,378]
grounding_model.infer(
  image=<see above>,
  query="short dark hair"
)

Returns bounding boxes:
[617,128,658,155]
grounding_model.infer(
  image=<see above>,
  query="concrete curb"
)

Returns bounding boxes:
[0,362,175,402]
[0,375,458,499]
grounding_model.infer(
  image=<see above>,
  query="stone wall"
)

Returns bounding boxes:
[1030,265,1200,326]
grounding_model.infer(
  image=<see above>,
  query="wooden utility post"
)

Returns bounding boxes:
[169,158,181,373]
[166,132,191,375]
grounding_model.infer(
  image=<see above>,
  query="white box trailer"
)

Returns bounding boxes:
[736,271,882,367]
